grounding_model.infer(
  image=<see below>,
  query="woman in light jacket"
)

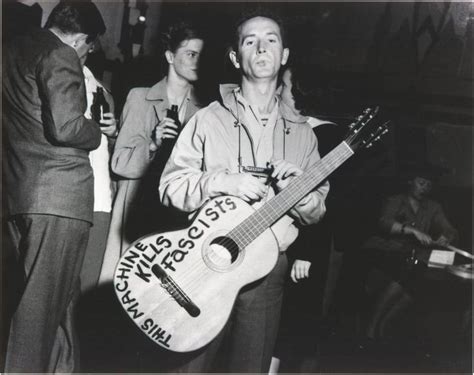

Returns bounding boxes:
[99,20,205,284]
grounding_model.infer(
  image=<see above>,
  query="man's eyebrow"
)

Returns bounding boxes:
[184,48,200,53]
[241,33,256,42]
[241,31,281,43]
[266,31,280,38]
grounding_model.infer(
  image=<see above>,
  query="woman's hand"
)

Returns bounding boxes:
[406,226,433,246]
[150,117,180,151]
[434,235,450,247]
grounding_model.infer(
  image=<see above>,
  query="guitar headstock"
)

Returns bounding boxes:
[344,107,390,151]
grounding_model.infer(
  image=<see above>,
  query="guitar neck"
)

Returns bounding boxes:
[228,141,354,248]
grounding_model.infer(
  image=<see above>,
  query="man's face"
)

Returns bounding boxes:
[71,34,93,66]
[230,16,289,82]
[409,176,433,200]
[168,38,204,83]
[77,40,95,66]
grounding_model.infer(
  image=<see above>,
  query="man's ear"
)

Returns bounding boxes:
[281,48,290,66]
[165,50,174,64]
[229,50,240,69]
[70,33,88,49]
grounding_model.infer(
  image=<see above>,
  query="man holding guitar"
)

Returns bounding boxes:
[159,9,329,372]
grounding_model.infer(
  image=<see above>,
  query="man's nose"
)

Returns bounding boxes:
[257,40,266,54]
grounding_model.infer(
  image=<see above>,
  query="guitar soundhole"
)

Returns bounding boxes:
[203,234,243,272]
[212,236,238,262]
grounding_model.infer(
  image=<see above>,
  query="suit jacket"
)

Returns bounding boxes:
[3,28,101,223]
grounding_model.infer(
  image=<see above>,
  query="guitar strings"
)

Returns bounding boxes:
[168,147,352,298]
[172,146,350,292]
[147,144,354,302]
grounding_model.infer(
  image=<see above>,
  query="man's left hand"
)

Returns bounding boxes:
[270,159,304,192]
[291,259,311,283]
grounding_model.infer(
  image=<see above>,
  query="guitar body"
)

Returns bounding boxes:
[114,196,279,352]
[114,107,389,353]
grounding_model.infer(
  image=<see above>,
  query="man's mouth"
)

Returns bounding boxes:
[256,60,269,67]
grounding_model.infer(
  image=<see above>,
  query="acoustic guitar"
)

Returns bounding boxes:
[114,107,389,352]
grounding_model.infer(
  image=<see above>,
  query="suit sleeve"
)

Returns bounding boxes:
[38,43,101,150]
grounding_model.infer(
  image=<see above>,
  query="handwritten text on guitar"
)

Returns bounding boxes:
[114,107,390,352]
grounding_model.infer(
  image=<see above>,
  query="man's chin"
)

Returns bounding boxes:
[185,74,198,82]
[252,70,278,80]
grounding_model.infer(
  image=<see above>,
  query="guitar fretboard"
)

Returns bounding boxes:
[227,142,354,249]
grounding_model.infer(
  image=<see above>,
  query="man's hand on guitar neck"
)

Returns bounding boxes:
[270,159,304,192]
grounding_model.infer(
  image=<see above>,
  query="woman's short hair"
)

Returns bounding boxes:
[161,20,203,53]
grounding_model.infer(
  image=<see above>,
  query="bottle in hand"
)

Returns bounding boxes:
[167,104,181,131]
[163,104,182,147]
[91,87,110,127]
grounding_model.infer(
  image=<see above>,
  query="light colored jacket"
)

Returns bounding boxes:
[98,78,203,283]
[159,84,329,251]
[112,77,202,179]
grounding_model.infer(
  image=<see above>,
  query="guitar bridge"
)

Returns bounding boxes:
[151,264,201,317]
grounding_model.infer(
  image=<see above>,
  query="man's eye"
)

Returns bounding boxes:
[245,40,254,46]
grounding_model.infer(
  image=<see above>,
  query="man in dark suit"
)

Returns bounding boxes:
[3,2,106,372]
[2,0,43,42]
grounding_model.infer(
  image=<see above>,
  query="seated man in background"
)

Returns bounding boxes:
[363,163,458,339]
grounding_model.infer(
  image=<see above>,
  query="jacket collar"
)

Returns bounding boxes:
[146,77,203,109]
[146,77,168,101]
[218,83,307,125]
